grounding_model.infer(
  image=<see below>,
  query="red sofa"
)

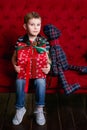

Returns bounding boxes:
[0,0,87,94]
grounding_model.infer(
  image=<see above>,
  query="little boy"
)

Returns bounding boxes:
[12,12,51,126]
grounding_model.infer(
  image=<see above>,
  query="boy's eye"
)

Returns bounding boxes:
[37,24,41,26]
[30,23,34,26]
[29,23,41,27]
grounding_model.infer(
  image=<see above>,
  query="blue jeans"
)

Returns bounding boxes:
[15,78,46,108]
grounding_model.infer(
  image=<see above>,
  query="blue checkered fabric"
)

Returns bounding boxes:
[58,65,80,95]
[50,44,87,73]
[50,45,80,95]
[43,24,61,41]
[43,24,87,95]
[69,65,87,73]
[50,45,68,72]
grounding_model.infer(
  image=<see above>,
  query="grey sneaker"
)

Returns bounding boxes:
[12,107,26,125]
[34,109,46,125]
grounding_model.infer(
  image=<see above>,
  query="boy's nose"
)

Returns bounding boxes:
[34,26,38,30]
[34,25,37,28]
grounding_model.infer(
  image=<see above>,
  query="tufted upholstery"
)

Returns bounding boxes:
[0,0,87,94]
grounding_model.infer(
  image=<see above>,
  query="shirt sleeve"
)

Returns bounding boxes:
[14,36,24,50]
[14,41,18,50]
[46,41,50,52]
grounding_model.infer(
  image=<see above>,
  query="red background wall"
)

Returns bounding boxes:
[0,0,87,93]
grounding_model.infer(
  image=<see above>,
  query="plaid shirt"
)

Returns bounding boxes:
[15,34,50,51]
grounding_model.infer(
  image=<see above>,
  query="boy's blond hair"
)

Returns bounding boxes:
[24,12,41,24]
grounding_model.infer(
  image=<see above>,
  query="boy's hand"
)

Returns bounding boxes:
[42,64,51,74]
[14,65,20,73]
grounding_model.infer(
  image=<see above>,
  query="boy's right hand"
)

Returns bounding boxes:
[14,65,20,73]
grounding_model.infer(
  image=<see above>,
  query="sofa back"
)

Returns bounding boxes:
[0,0,87,93]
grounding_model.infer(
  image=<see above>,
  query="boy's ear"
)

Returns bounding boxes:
[23,24,27,30]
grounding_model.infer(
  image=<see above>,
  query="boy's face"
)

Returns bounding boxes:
[24,18,41,37]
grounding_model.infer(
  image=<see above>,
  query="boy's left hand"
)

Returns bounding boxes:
[42,64,51,74]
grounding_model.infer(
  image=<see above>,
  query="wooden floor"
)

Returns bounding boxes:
[0,93,87,130]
